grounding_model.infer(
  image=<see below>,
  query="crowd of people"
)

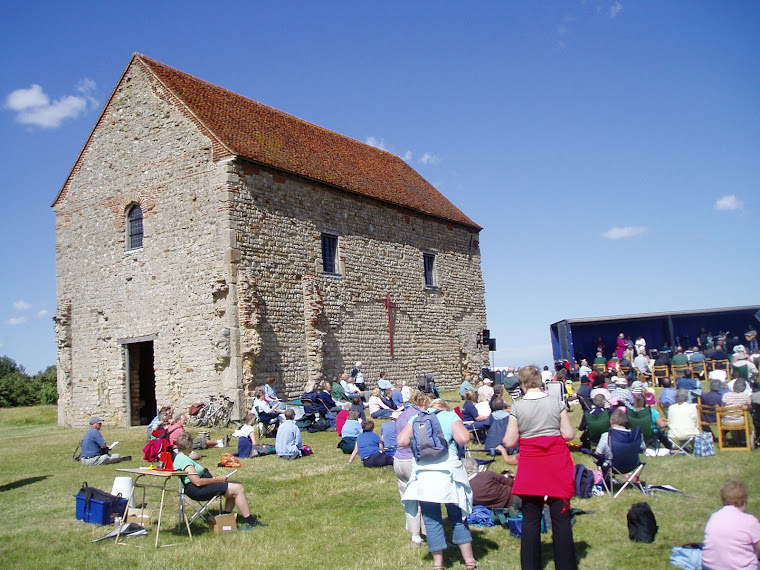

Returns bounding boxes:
[76,347,760,568]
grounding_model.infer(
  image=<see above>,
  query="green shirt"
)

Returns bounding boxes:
[174,452,205,486]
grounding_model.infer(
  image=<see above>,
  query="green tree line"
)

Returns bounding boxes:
[0,356,57,407]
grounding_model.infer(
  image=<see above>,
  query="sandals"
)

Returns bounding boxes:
[465,561,479,570]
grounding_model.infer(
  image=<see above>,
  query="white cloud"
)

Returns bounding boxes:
[6,316,28,326]
[402,151,413,162]
[602,226,648,240]
[420,152,441,165]
[5,79,98,128]
[609,1,623,19]
[12,300,32,311]
[714,194,743,211]
[365,136,389,151]
[37,310,50,319]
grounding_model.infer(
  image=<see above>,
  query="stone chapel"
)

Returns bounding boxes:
[53,54,488,427]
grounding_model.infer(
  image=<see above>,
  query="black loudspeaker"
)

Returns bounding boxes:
[488,338,496,352]
[481,367,495,381]
[481,329,490,343]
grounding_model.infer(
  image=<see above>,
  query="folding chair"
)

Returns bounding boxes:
[177,483,224,531]
[254,409,279,438]
[696,403,718,437]
[652,366,670,387]
[582,410,610,450]
[506,385,522,404]
[464,445,497,471]
[546,381,567,408]
[464,421,484,444]
[668,432,695,455]
[626,407,656,449]
[601,427,647,498]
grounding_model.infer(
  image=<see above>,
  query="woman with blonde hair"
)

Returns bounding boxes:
[368,387,395,419]
[398,397,477,569]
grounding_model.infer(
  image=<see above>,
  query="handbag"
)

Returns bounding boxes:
[693,431,715,457]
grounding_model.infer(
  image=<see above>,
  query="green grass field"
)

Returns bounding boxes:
[0,396,757,570]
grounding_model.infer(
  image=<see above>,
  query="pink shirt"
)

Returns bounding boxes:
[703,505,760,570]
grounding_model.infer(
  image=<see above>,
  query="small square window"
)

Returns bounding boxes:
[321,233,338,274]
[423,253,436,288]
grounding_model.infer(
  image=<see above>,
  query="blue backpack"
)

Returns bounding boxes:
[411,410,448,462]
[574,464,594,499]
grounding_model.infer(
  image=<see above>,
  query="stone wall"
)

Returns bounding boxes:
[54,58,489,427]
[226,160,488,400]
[54,61,230,427]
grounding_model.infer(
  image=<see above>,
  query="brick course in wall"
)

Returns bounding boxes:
[54,57,489,428]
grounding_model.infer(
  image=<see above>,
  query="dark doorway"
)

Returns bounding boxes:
[126,341,156,426]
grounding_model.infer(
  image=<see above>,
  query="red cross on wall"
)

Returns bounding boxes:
[384,292,397,356]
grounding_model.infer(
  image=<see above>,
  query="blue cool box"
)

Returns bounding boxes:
[75,494,128,525]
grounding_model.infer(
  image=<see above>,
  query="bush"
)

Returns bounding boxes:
[0,357,57,407]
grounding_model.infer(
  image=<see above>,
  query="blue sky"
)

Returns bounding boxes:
[1,1,758,374]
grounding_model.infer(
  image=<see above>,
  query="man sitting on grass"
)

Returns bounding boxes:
[80,416,131,465]
[275,409,303,460]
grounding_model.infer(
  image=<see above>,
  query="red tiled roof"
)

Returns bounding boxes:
[136,54,479,230]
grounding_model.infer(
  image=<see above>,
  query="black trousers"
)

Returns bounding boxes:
[520,495,577,570]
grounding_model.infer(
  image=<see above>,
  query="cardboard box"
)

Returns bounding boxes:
[126,508,153,529]
[208,513,237,534]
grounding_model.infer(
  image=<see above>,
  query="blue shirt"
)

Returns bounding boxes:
[356,431,382,459]
[342,419,361,439]
[392,389,404,408]
[660,387,677,405]
[81,427,106,458]
[275,419,302,456]
[381,421,397,450]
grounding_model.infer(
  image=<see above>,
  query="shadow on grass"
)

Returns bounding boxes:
[0,475,49,492]
[540,539,589,569]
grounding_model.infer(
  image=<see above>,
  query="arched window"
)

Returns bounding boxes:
[127,204,143,250]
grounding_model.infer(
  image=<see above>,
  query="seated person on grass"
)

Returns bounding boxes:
[337,410,362,454]
[166,413,222,459]
[146,405,173,439]
[482,397,517,465]
[234,413,259,458]
[380,418,397,457]
[80,416,130,465]
[348,420,395,467]
[275,409,304,460]
[174,432,266,529]
[253,386,285,424]
[368,388,396,419]
[629,394,671,450]
[462,458,521,510]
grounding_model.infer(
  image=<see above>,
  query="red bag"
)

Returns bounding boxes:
[189,403,204,416]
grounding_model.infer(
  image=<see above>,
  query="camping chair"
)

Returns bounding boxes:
[716,406,754,452]
[582,410,610,449]
[177,483,224,531]
[464,421,484,444]
[464,446,497,471]
[626,407,657,449]
[254,408,279,438]
[601,427,647,498]
[734,364,751,382]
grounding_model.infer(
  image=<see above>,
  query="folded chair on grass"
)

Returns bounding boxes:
[178,486,224,531]
[600,426,647,498]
